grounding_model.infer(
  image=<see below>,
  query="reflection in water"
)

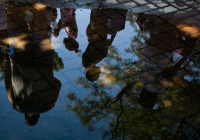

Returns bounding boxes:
[55,8,79,53]
[82,9,127,81]
[1,2,63,126]
[66,10,200,140]
[1,0,200,139]
[137,13,196,108]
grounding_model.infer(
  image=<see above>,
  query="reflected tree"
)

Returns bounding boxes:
[66,11,200,139]
[52,49,64,72]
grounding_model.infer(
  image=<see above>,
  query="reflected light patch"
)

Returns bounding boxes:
[33,3,47,10]
[51,43,62,49]
[163,100,172,107]
[99,67,116,85]
[2,34,29,50]
[101,67,107,72]
[100,74,116,85]
[40,38,53,51]
[178,25,200,38]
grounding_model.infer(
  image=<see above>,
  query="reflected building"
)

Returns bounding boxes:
[82,9,127,81]
[3,2,61,126]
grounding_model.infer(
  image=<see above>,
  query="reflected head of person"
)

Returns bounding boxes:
[63,37,79,53]
[138,88,158,109]
[25,114,40,126]
[86,65,101,81]
[82,55,102,81]
[140,69,169,93]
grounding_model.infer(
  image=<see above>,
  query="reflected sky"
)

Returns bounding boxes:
[1,0,200,140]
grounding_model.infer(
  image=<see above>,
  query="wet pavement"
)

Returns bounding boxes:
[1,0,200,140]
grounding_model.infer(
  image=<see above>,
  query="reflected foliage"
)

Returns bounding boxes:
[66,11,200,140]
[52,49,64,72]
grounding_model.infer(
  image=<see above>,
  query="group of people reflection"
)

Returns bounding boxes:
[0,1,199,132]
[0,1,128,126]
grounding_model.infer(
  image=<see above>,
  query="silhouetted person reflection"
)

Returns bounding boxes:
[83,9,127,81]
[0,1,8,46]
[136,13,196,108]
[3,2,61,126]
[54,8,79,53]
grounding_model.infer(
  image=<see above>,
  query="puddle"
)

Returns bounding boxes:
[0,0,200,139]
